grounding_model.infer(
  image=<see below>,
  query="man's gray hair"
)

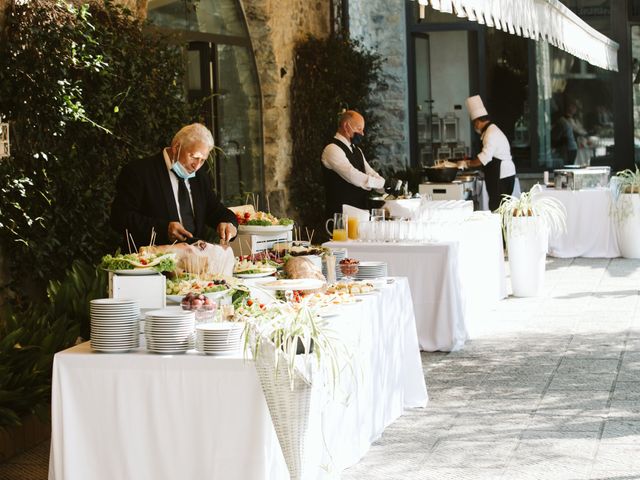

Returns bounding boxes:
[171,123,214,150]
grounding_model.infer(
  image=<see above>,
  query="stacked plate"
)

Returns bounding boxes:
[323,248,348,280]
[145,308,195,354]
[195,322,245,356]
[90,298,140,353]
[355,261,388,280]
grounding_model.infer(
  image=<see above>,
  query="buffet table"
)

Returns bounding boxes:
[48,278,427,480]
[326,213,507,351]
[535,187,620,258]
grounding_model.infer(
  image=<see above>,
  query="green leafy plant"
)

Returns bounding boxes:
[242,301,348,392]
[288,35,383,236]
[496,184,567,247]
[0,0,194,300]
[611,168,640,223]
[0,260,107,427]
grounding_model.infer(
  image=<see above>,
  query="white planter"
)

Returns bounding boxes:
[507,216,548,297]
[616,194,640,258]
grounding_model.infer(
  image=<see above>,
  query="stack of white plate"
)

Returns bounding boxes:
[355,261,388,280]
[323,248,348,280]
[90,298,140,353]
[195,322,244,356]
[145,307,195,354]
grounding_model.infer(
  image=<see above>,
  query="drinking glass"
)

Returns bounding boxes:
[371,208,386,220]
[347,216,359,240]
[325,213,348,241]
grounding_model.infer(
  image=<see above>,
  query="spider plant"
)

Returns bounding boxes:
[496,184,567,246]
[611,168,640,223]
[242,300,349,392]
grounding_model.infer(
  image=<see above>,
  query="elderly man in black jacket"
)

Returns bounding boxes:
[111,123,237,247]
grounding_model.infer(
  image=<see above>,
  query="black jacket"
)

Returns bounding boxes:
[110,152,237,247]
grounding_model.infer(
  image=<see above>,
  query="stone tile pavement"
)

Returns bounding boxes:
[343,257,640,479]
[3,257,640,479]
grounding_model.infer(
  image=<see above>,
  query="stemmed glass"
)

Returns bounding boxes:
[339,259,359,283]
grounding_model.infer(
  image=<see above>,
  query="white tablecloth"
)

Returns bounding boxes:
[326,213,506,351]
[48,278,427,480]
[535,188,620,258]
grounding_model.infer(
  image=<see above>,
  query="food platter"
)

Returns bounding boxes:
[238,224,294,235]
[166,289,232,304]
[256,278,325,291]
[234,271,277,279]
[112,268,158,275]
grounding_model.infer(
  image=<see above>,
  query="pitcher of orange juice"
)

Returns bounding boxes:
[326,213,348,241]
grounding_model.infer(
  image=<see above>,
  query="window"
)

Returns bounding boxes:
[147,0,263,203]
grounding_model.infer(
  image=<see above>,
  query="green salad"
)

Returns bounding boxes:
[100,252,176,273]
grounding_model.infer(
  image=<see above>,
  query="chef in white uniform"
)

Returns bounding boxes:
[460,95,516,211]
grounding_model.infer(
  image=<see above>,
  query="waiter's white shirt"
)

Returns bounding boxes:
[163,148,195,225]
[478,124,516,179]
[321,133,385,190]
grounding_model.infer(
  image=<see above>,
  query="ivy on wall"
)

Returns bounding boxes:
[0,0,194,300]
[288,35,383,235]
[0,0,197,426]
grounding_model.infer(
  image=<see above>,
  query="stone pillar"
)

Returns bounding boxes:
[349,0,410,169]
[242,0,330,216]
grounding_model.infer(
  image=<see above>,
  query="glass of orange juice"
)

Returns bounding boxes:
[347,216,359,240]
[325,213,348,241]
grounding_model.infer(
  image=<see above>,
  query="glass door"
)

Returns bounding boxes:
[410,30,474,167]
[413,34,433,166]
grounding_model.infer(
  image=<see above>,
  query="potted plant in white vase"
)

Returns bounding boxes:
[241,300,348,480]
[497,185,566,297]
[612,168,640,258]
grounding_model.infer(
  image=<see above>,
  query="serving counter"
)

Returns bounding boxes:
[326,212,507,351]
[534,187,620,258]
[48,278,427,480]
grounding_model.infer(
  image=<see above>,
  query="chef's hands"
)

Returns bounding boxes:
[168,221,193,243]
[458,160,468,170]
[217,222,237,246]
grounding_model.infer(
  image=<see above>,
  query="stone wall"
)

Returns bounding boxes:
[0,0,330,217]
[242,0,330,216]
[349,0,410,170]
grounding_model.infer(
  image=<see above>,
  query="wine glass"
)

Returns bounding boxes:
[339,259,359,283]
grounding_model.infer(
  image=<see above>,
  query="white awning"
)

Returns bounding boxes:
[414,0,619,72]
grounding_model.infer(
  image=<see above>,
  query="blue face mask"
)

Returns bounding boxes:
[351,133,364,145]
[170,144,196,179]
[171,160,196,180]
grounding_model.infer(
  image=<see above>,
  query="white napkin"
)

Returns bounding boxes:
[342,204,370,220]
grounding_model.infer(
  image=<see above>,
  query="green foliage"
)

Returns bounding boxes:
[0,0,193,298]
[288,35,383,234]
[0,261,107,427]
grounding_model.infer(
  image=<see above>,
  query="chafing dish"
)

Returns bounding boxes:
[552,167,610,190]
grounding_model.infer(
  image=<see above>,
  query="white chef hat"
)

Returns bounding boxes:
[465,95,488,120]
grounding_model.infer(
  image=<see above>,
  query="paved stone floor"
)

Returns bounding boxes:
[344,257,640,479]
[3,257,640,479]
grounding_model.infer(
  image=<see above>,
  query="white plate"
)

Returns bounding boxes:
[238,224,294,235]
[146,308,195,317]
[234,271,277,279]
[196,322,244,331]
[111,268,159,276]
[166,289,231,304]
[257,278,325,291]
[90,298,138,305]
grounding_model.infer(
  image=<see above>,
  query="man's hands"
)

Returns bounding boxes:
[167,221,236,244]
[217,222,237,245]
[168,221,193,243]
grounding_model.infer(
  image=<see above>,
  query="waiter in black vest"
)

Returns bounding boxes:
[321,110,385,217]
[460,95,516,211]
